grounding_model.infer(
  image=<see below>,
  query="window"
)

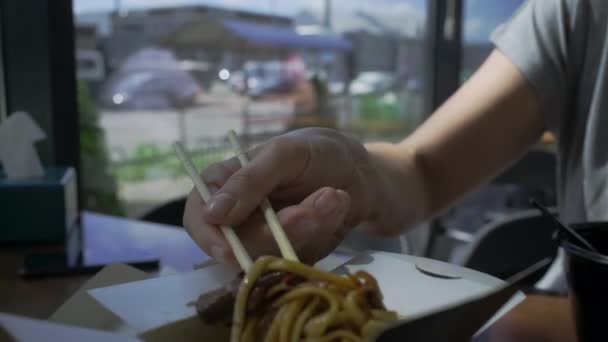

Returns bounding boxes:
[0,21,6,122]
[461,0,524,83]
[73,0,430,219]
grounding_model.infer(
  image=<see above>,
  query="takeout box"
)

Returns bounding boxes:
[3,251,530,341]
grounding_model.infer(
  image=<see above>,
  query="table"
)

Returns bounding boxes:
[485,294,576,342]
[0,213,576,341]
[0,211,209,319]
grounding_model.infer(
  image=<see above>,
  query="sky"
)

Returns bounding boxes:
[464,0,524,42]
[74,0,524,42]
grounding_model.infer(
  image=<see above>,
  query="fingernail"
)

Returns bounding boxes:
[207,193,236,219]
[211,245,227,263]
[314,189,339,216]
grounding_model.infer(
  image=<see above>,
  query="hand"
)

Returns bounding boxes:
[183,128,377,265]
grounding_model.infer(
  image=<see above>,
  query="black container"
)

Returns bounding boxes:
[561,223,608,342]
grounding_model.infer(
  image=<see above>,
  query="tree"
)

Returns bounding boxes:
[78,81,124,215]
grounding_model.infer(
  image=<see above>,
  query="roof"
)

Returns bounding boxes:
[222,18,352,51]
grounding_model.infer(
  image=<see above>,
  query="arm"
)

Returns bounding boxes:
[364,49,545,236]
[183,49,545,264]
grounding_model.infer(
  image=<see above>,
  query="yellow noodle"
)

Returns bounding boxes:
[275,286,339,338]
[343,290,367,326]
[267,259,356,289]
[291,298,320,342]
[230,256,399,342]
[361,319,390,340]
[241,317,257,342]
[305,329,362,342]
[263,303,287,342]
[279,298,305,342]
[267,282,290,298]
[370,309,399,321]
[231,256,275,342]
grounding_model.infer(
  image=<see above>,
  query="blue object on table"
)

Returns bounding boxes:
[0,167,78,243]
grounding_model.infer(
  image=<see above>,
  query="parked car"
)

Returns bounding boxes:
[349,71,394,95]
[98,48,202,110]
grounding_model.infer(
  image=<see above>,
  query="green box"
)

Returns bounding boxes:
[0,167,78,243]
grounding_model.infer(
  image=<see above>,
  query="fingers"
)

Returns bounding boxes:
[200,156,241,190]
[289,187,352,263]
[184,185,352,266]
[183,188,234,264]
[240,187,351,263]
[202,137,310,226]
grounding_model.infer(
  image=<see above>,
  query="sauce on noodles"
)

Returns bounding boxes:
[229,256,399,342]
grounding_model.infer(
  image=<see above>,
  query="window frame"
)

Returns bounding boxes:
[424,0,463,115]
[1,0,81,203]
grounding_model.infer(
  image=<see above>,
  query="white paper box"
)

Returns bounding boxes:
[88,251,524,339]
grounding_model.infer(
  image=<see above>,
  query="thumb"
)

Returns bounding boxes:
[202,139,308,226]
[279,187,351,263]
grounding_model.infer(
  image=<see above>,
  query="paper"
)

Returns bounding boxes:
[50,264,148,334]
[348,252,525,336]
[0,111,45,179]
[373,258,547,341]
[139,316,229,342]
[89,263,238,332]
[0,313,141,342]
[88,251,356,333]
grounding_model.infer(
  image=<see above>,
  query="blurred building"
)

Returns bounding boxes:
[103,6,348,71]
[104,6,290,72]
[75,24,105,93]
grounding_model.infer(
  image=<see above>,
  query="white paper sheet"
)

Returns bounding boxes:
[343,252,525,336]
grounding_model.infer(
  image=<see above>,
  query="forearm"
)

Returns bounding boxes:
[361,50,544,236]
[362,142,429,236]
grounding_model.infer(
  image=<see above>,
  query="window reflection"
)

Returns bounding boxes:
[74,0,428,218]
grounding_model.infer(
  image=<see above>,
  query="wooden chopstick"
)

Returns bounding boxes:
[173,142,253,271]
[226,130,300,262]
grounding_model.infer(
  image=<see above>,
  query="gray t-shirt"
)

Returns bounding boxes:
[491,0,608,291]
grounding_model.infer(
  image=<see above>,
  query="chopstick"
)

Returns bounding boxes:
[227,130,300,262]
[173,142,253,271]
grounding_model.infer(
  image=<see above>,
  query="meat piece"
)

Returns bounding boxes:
[195,276,241,325]
[195,271,303,324]
[196,288,234,325]
[246,272,283,313]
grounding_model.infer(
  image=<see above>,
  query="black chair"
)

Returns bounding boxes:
[454,209,559,286]
[140,197,187,227]
[424,149,558,260]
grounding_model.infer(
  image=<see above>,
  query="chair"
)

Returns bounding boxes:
[424,148,558,260]
[453,209,559,286]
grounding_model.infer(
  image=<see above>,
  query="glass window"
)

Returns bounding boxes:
[0,22,6,122]
[73,0,428,219]
[461,0,525,83]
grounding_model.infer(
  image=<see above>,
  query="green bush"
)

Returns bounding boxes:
[78,81,124,215]
[112,143,229,184]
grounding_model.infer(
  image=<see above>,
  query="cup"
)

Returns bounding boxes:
[561,222,608,342]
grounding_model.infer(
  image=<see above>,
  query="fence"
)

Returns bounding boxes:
[109,132,284,184]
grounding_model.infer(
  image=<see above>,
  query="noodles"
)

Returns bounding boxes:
[229,256,400,342]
